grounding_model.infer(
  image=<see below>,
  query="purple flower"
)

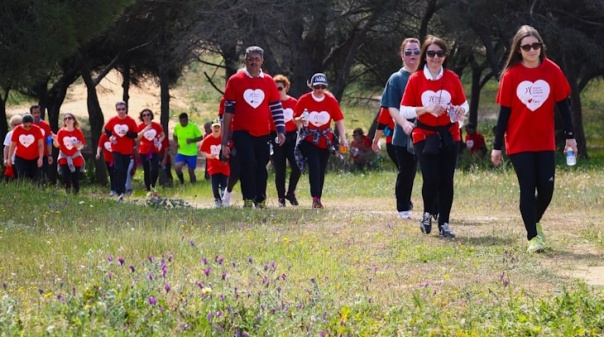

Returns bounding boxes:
[234,287,239,299]
[161,267,167,277]
[216,310,223,317]
[148,274,154,281]
[204,267,211,276]
[149,297,157,306]
[108,272,113,280]
[164,284,171,293]
[503,279,510,287]
[248,257,254,263]
[207,313,213,320]
[196,281,204,288]
[148,256,154,263]
[281,273,287,280]
[168,254,173,262]
[118,257,125,265]
[222,273,227,280]
[107,255,113,262]
[189,240,195,247]
[201,257,207,265]
[129,265,135,273]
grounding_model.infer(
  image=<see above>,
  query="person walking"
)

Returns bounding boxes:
[271,74,301,207]
[30,105,53,182]
[491,25,577,253]
[137,108,165,196]
[220,46,286,208]
[381,38,422,219]
[400,35,469,238]
[7,114,44,181]
[173,112,204,184]
[200,122,230,207]
[96,132,116,196]
[293,73,348,209]
[53,113,85,194]
[3,114,22,180]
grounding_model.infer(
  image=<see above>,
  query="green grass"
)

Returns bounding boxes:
[1,163,603,336]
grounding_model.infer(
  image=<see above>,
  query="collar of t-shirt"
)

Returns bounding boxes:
[243,68,264,78]
[423,65,443,81]
[311,93,326,102]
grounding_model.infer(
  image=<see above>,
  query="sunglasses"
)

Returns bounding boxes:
[313,85,327,90]
[64,116,74,120]
[426,50,446,58]
[277,86,285,91]
[403,49,421,56]
[142,113,151,117]
[116,108,127,111]
[520,42,542,52]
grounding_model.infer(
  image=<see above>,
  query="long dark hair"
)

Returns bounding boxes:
[418,35,450,70]
[501,25,547,75]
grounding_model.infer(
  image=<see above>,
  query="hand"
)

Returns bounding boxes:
[491,149,502,166]
[453,106,465,122]
[37,158,43,168]
[371,142,380,153]
[402,120,414,135]
[426,104,446,117]
[221,145,230,159]
[340,139,349,152]
[565,138,578,156]
[96,153,101,160]
[5,159,10,167]
[277,133,286,146]
[47,156,53,165]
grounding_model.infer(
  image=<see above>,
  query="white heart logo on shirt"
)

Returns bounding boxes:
[210,144,221,156]
[63,136,78,150]
[516,80,550,112]
[19,134,35,148]
[103,141,112,152]
[143,129,157,141]
[308,111,331,127]
[283,108,294,123]
[113,124,129,137]
[421,90,451,107]
[243,89,265,109]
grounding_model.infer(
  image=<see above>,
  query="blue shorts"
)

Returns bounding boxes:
[175,154,198,168]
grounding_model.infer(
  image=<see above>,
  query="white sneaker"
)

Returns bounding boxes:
[110,190,116,197]
[398,211,411,219]
[222,190,231,207]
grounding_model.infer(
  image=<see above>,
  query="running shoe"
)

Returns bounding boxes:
[285,193,299,206]
[527,236,545,253]
[439,223,456,238]
[420,212,432,234]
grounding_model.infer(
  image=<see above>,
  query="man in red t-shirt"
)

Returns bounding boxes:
[30,105,53,181]
[104,101,139,200]
[7,114,44,181]
[221,46,286,208]
[464,123,487,157]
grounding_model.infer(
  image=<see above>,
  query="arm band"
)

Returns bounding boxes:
[493,106,511,151]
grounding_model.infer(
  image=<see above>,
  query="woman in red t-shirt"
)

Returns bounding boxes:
[7,114,44,181]
[96,133,116,196]
[137,108,165,196]
[491,25,577,253]
[53,113,86,193]
[293,73,349,209]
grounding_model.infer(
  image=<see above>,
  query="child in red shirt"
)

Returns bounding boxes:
[200,123,230,207]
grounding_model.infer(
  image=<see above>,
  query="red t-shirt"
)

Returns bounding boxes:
[402,69,466,143]
[465,132,486,155]
[496,58,571,155]
[104,115,138,155]
[376,107,394,144]
[11,124,44,160]
[161,135,171,163]
[271,96,298,133]
[98,133,114,163]
[56,128,85,167]
[223,71,281,136]
[294,92,344,149]
[34,120,52,155]
[200,134,230,176]
[137,122,164,155]
[351,135,372,160]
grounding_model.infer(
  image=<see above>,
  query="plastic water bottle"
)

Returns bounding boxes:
[302,109,310,127]
[447,103,457,123]
[565,147,576,166]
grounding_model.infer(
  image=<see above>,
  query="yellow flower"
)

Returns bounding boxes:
[202,287,212,295]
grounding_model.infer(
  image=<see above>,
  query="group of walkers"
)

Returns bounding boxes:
[372,26,577,253]
[2,25,579,252]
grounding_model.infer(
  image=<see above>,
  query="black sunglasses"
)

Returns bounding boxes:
[426,50,446,58]
[64,116,74,120]
[277,86,285,91]
[313,85,327,90]
[520,42,542,52]
[404,49,421,56]
[142,113,152,117]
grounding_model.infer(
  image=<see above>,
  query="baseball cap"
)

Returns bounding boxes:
[309,73,328,87]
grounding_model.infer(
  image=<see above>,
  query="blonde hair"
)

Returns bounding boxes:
[9,115,22,128]
[273,74,291,91]
[62,113,80,129]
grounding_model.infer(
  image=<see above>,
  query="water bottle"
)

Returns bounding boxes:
[565,147,576,166]
[302,109,310,127]
[447,103,457,123]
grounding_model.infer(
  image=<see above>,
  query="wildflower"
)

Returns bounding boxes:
[149,297,157,306]
[161,267,167,277]
[207,313,213,320]
[108,272,113,280]
[118,257,125,265]
[148,274,154,281]
[168,254,173,262]
[107,255,113,262]
[196,281,204,288]
[190,240,195,247]
[234,287,239,299]
[164,284,171,293]
[281,273,287,280]
[202,287,212,295]
[222,273,227,280]
[148,256,154,263]
[201,257,207,265]
[248,257,254,263]
[503,279,510,287]
[218,257,224,265]
[204,267,211,276]
[130,265,135,273]
[216,310,223,317]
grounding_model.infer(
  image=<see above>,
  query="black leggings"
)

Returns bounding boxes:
[112,152,131,195]
[105,161,117,192]
[60,165,81,194]
[414,140,458,226]
[211,173,228,201]
[509,151,555,240]
[271,131,301,198]
[14,156,40,182]
[141,153,160,191]
[299,140,330,198]
[386,143,399,170]
[394,145,417,212]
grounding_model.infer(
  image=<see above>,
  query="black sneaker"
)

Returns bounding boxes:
[285,193,299,206]
[420,212,432,234]
[439,223,456,238]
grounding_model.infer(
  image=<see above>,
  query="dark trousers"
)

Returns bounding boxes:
[394,145,417,212]
[14,156,40,182]
[414,140,458,225]
[141,153,160,191]
[232,131,270,203]
[211,173,228,201]
[112,152,131,195]
[299,140,330,198]
[386,143,399,170]
[60,165,81,193]
[271,131,301,198]
[226,149,240,192]
[105,161,117,192]
[509,151,556,240]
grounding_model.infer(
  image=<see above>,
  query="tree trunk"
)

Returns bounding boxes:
[80,53,108,185]
[0,89,8,144]
[121,59,131,104]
